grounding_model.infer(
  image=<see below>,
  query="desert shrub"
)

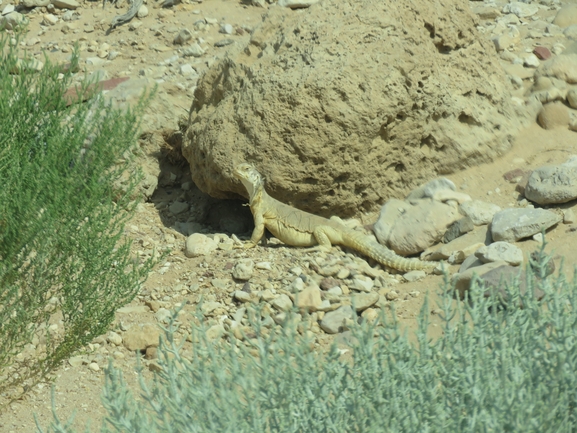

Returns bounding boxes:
[0,32,155,401]
[38,250,577,433]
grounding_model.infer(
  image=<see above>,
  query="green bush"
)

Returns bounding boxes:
[38,251,577,433]
[0,32,155,400]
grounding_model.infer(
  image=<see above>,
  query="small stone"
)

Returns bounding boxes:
[278,0,319,8]
[182,43,205,57]
[525,157,577,204]
[538,102,570,130]
[271,294,293,311]
[232,259,254,280]
[475,242,523,266]
[23,0,50,7]
[174,29,193,45]
[214,39,234,47]
[107,332,122,346]
[68,356,84,368]
[443,217,474,243]
[567,89,577,109]
[88,362,100,372]
[154,308,172,324]
[295,285,323,311]
[179,64,197,77]
[233,290,252,303]
[320,277,340,290]
[351,292,379,312]
[206,324,225,341]
[502,2,538,18]
[533,46,551,60]
[403,270,426,282]
[320,306,355,334]
[523,54,540,68]
[460,200,502,226]
[385,290,398,301]
[219,23,233,34]
[42,14,58,26]
[52,0,80,8]
[350,275,373,293]
[184,233,217,258]
[123,324,161,351]
[169,201,188,215]
[137,5,148,18]
[564,208,575,224]
[491,208,562,242]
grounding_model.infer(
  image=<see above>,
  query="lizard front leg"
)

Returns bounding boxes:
[243,210,266,249]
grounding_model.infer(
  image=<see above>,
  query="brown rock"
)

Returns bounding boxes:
[182,0,522,216]
[537,102,570,130]
[533,46,551,60]
[123,324,161,352]
[503,168,526,183]
[295,285,323,311]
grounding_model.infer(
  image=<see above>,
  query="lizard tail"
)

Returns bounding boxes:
[345,233,438,272]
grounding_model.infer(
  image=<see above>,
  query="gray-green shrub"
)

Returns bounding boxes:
[38,252,577,433]
[0,32,155,400]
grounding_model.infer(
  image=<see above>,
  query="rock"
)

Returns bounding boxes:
[491,208,562,242]
[443,217,474,243]
[214,39,234,47]
[219,23,234,34]
[459,200,501,225]
[406,177,455,201]
[0,10,28,30]
[565,25,577,40]
[502,2,538,18]
[278,0,319,8]
[182,0,522,217]
[535,54,577,84]
[295,285,323,311]
[169,201,189,215]
[375,198,461,255]
[206,324,225,341]
[533,46,551,60]
[453,261,508,299]
[232,259,254,280]
[271,294,293,311]
[137,5,148,18]
[403,270,426,282]
[42,13,58,25]
[107,332,123,346]
[479,266,545,305]
[154,308,172,324]
[385,290,399,301]
[320,306,356,334]
[52,0,80,8]
[123,324,161,352]
[350,275,374,293]
[475,242,523,266]
[88,362,100,372]
[493,26,521,51]
[183,43,205,57]
[174,29,193,45]
[180,64,197,77]
[537,102,570,130]
[524,157,577,204]
[184,233,218,257]
[472,6,500,20]
[23,0,50,7]
[553,4,577,28]
[458,254,484,273]
[567,89,577,109]
[564,208,576,224]
[523,54,540,68]
[351,292,379,312]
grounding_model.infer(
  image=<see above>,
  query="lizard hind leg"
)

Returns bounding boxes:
[305,227,334,253]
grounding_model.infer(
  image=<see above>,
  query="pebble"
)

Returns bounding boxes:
[154,308,172,323]
[106,332,123,346]
[537,102,570,130]
[214,39,234,47]
[23,0,49,6]
[219,23,233,35]
[179,64,197,77]
[459,200,501,226]
[271,294,293,311]
[491,208,562,242]
[522,54,540,68]
[524,156,577,204]
[182,43,205,57]
[350,275,373,293]
[232,259,254,280]
[502,2,538,18]
[475,242,523,266]
[319,306,355,334]
[137,5,148,18]
[42,14,58,26]
[174,29,193,45]
[533,46,551,60]
[278,0,320,8]
[295,285,323,311]
[567,89,577,109]
[385,290,398,301]
[405,177,455,201]
[443,217,474,243]
[88,362,100,372]
[123,324,161,351]
[52,0,79,8]
[564,208,576,224]
[184,233,217,258]
[403,270,426,282]
[351,293,379,312]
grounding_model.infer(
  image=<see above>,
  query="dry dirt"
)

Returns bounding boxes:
[1,0,577,432]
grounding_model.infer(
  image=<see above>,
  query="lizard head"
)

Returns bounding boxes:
[233,163,264,199]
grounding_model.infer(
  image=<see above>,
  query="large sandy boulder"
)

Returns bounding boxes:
[183,0,523,217]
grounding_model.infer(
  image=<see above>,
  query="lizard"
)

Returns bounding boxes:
[233,163,439,272]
